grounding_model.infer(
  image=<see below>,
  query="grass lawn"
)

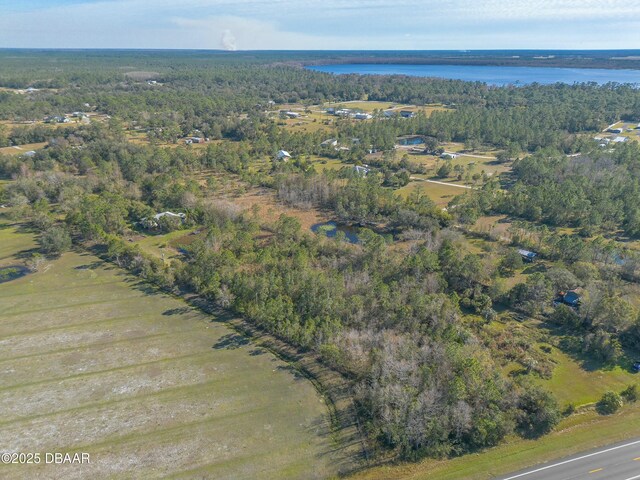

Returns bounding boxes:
[0,142,47,156]
[395,179,471,207]
[535,343,639,407]
[0,217,349,479]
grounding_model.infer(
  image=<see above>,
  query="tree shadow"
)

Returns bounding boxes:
[212,333,250,350]
[163,307,192,316]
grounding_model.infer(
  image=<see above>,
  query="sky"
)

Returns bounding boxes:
[0,0,639,50]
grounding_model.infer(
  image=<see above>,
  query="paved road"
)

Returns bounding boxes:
[496,438,640,480]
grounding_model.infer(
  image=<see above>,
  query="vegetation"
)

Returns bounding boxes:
[1,50,640,476]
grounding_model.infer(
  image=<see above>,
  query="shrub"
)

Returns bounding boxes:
[596,391,623,415]
[39,226,72,256]
[516,385,561,438]
[621,384,638,403]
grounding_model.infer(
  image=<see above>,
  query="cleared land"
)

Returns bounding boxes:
[0,221,346,479]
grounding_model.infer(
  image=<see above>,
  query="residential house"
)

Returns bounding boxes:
[277,150,291,160]
[517,249,537,262]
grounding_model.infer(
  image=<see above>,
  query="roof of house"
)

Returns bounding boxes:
[613,136,627,143]
[153,211,186,220]
[518,249,537,258]
[277,150,291,157]
[563,290,581,304]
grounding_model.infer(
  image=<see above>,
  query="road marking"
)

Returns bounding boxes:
[589,468,603,473]
[634,457,640,461]
[501,439,640,479]
[622,475,640,480]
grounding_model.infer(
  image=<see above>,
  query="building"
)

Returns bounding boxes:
[354,113,372,120]
[561,290,581,308]
[141,211,186,229]
[400,110,415,118]
[608,128,624,134]
[277,150,291,160]
[517,249,537,262]
[45,115,70,124]
[613,136,627,143]
[320,138,338,147]
[353,165,369,176]
[283,111,300,119]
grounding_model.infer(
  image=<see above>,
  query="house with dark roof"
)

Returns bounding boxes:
[561,290,581,308]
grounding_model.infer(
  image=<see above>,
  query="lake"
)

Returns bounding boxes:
[307,64,640,86]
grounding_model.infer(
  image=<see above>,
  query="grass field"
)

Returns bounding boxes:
[0,143,48,156]
[395,179,471,206]
[0,220,348,479]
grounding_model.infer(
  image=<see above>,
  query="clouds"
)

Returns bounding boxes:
[0,0,639,49]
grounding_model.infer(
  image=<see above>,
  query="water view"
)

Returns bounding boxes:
[307,64,640,86]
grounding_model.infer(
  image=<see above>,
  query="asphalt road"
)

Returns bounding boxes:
[496,438,640,480]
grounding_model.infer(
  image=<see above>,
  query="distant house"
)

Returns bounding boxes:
[45,115,70,124]
[22,150,37,158]
[354,113,372,120]
[320,138,338,147]
[440,152,458,159]
[141,211,186,229]
[276,150,291,160]
[400,110,415,118]
[283,111,300,119]
[613,136,627,143]
[608,128,624,134]
[517,249,537,262]
[383,110,397,118]
[561,290,582,308]
[353,165,369,176]
[326,107,335,115]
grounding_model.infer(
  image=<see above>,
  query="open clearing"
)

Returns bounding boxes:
[0,220,346,479]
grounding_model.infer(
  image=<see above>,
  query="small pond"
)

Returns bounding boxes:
[311,221,360,243]
[0,265,30,284]
[397,136,425,146]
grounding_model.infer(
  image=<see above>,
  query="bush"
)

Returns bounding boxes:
[516,385,561,438]
[39,226,72,256]
[621,384,638,403]
[596,391,623,415]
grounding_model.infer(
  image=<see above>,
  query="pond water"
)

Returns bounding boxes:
[397,136,425,146]
[307,64,640,86]
[311,221,360,243]
[0,265,30,284]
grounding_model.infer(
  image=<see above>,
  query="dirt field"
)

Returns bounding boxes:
[0,221,347,479]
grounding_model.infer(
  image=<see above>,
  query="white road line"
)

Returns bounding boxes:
[623,475,640,480]
[501,439,640,480]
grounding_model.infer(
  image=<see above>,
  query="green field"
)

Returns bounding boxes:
[0,221,348,479]
[395,179,471,206]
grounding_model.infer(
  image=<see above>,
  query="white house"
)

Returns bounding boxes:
[353,165,369,176]
[277,150,291,160]
[321,138,338,147]
[354,113,372,120]
[613,136,627,143]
